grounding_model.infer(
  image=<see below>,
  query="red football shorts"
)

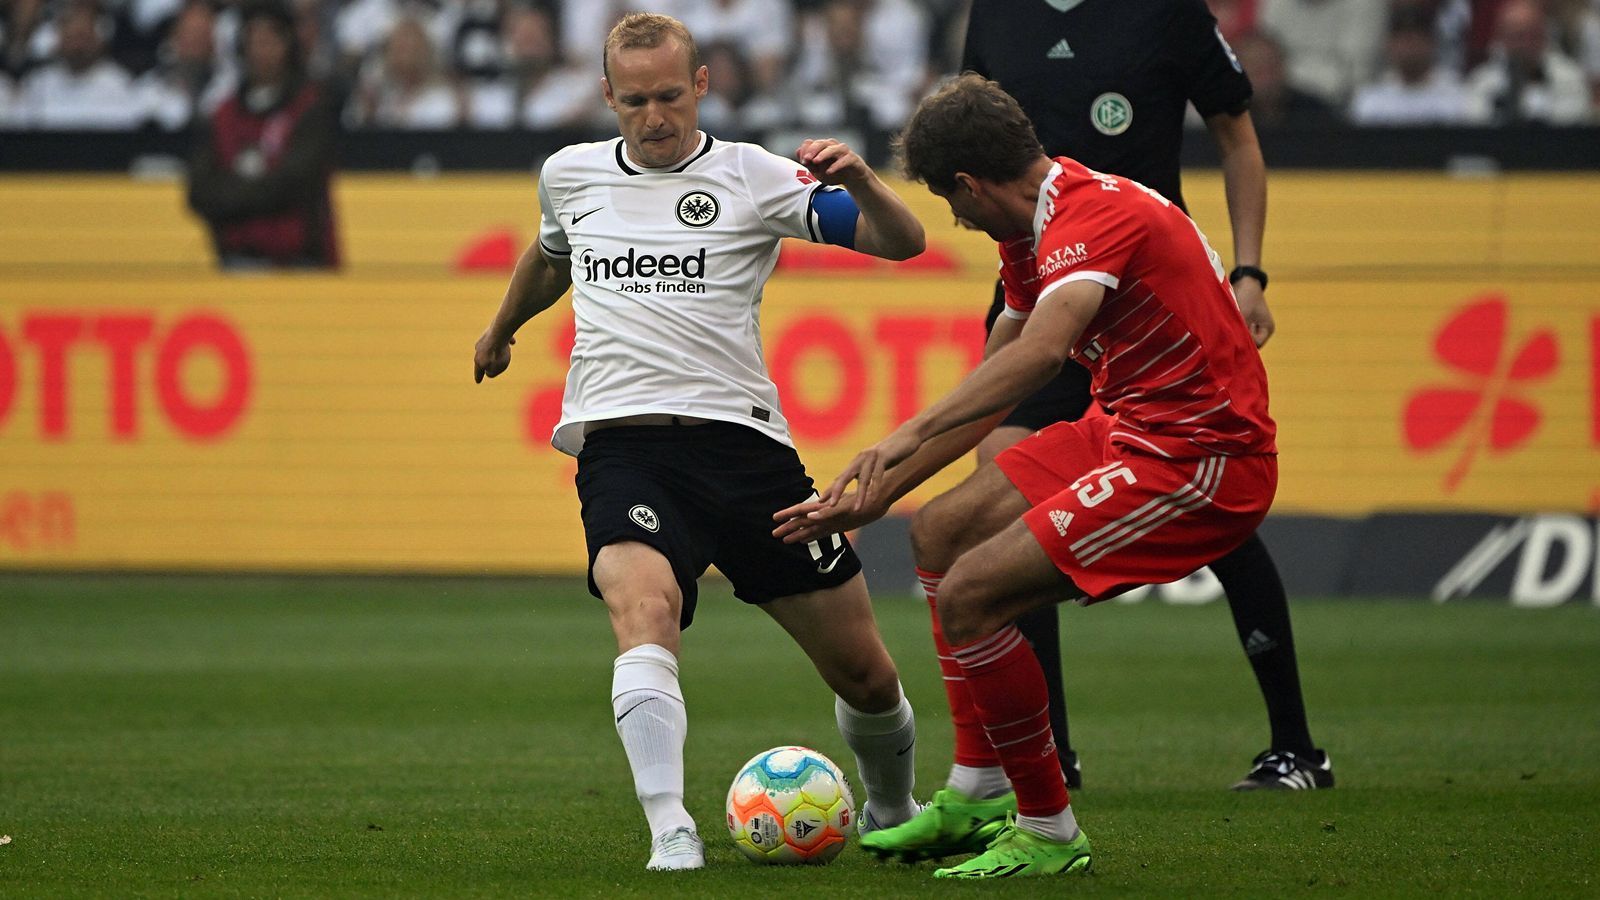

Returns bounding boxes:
[994,414,1277,604]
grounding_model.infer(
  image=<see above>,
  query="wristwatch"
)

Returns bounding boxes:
[1229,265,1268,290]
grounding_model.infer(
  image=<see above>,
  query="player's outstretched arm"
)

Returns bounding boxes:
[773,317,1025,543]
[841,281,1101,509]
[772,409,1012,544]
[474,240,572,383]
[796,138,925,261]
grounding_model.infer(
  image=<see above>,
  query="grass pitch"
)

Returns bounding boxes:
[2,575,1597,898]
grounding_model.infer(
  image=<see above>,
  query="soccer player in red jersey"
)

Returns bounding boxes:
[775,74,1281,878]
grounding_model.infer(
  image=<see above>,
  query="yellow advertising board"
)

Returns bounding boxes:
[1,173,1597,572]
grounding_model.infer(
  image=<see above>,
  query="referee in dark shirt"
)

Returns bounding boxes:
[961,0,1330,791]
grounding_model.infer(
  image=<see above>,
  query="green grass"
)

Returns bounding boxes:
[1,575,1597,898]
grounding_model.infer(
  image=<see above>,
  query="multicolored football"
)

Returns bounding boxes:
[725,746,854,864]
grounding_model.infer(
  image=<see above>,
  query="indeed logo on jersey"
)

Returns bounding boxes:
[1038,243,1090,280]
[580,247,708,294]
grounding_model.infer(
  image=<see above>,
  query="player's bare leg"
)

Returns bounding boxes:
[931,521,1093,878]
[978,426,1080,788]
[975,426,1034,464]
[938,520,1074,646]
[910,463,1034,802]
[910,459,1031,572]
[593,541,703,870]
[980,423,1317,795]
[860,462,1069,864]
[596,541,683,655]
[762,573,900,713]
[763,574,920,831]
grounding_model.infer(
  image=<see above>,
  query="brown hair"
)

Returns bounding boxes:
[895,73,1044,193]
[603,12,698,81]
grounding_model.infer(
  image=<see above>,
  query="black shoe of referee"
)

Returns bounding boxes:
[1231,749,1335,791]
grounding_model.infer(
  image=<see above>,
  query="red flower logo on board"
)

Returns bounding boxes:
[1402,295,1557,491]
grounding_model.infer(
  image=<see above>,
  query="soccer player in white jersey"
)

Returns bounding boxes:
[472,13,927,872]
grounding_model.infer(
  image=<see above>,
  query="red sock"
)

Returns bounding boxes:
[918,568,999,769]
[949,624,1071,817]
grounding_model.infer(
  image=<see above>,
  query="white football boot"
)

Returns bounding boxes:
[645,826,705,871]
[858,799,929,836]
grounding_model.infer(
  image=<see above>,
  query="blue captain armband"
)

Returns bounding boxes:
[808,186,859,249]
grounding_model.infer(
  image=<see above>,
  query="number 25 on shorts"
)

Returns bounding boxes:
[1070,463,1137,508]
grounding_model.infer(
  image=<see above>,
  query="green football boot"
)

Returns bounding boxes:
[858,788,1016,862]
[932,814,1093,879]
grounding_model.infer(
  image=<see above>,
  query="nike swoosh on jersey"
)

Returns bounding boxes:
[816,549,848,574]
[571,207,604,224]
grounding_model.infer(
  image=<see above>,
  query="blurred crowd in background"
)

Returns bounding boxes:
[1,0,1596,132]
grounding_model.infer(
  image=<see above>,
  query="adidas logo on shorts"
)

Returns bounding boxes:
[1049,509,1075,536]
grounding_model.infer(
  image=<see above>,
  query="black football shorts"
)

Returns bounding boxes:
[574,422,862,628]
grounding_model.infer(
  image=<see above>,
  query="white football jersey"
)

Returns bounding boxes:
[537,132,847,456]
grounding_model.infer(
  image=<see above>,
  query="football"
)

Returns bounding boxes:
[725,746,855,864]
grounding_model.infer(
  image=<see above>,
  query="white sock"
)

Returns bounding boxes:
[612,644,695,838]
[835,685,918,826]
[1017,805,1081,843]
[946,763,1012,800]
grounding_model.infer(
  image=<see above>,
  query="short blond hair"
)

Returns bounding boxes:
[603,12,698,80]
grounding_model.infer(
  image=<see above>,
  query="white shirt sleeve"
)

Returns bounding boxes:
[739,145,835,243]
[536,168,570,259]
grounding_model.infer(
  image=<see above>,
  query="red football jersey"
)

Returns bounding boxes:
[998,158,1275,459]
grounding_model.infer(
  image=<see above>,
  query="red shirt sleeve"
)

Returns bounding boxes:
[997,237,1039,318]
[1034,188,1143,301]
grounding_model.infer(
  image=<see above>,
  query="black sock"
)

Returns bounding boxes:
[1211,532,1316,756]
[1014,602,1072,756]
